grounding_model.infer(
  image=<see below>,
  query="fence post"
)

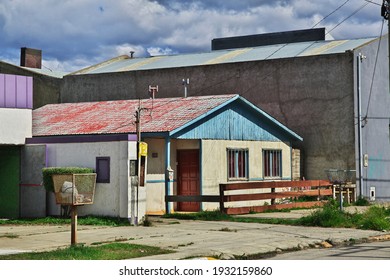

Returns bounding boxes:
[219,184,225,214]
[271,187,275,205]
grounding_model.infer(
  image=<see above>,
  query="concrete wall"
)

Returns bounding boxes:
[61,53,356,181]
[354,36,390,201]
[0,108,32,144]
[45,140,141,219]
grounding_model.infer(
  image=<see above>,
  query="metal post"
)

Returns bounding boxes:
[384,0,390,91]
[340,187,343,211]
[165,137,171,214]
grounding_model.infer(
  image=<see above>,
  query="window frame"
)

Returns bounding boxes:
[263,149,282,179]
[227,148,249,181]
[96,156,110,183]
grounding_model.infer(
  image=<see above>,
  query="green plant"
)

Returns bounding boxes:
[358,206,390,231]
[297,200,356,228]
[0,242,173,260]
[142,216,153,227]
[42,167,94,192]
[354,196,371,206]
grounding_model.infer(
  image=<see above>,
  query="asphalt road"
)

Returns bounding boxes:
[268,240,390,260]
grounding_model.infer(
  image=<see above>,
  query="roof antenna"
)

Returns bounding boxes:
[148,85,158,99]
[182,78,189,98]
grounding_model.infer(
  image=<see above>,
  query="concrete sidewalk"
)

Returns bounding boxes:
[0,208,388,260]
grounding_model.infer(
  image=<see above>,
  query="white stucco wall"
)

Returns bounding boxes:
[144,138,292,213]
[201,139,292,210]
[46,140,140,220]
[0,108,32,144]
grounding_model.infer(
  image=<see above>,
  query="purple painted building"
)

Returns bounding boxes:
[0,73,35,219]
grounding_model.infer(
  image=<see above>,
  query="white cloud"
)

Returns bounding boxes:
[0,0,384,72]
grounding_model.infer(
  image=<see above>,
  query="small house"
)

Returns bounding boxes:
[29,94,302,220]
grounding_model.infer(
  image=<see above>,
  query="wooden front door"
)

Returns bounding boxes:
[177,149,200,212]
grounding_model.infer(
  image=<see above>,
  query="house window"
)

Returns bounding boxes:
[263,150,282,178]
[96,157,110,183]
[227,149,249,180]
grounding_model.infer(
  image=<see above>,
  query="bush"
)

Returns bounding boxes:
[42,167,94,192]
[354,196,371,206]
[358,206,390,231]
[298,200,356,228]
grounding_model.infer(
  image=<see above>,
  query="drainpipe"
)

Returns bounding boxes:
[357,53,365,198]
[165,136,171,214]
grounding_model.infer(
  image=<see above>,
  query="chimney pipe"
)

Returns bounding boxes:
[20,47,42,69]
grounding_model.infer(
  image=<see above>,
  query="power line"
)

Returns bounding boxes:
[192,1,370,97]
[364,18,385,123]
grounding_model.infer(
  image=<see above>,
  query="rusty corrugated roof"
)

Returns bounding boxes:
[32,95,237,136]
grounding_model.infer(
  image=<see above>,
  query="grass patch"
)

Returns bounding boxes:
[0,242,173,260]
[0,216,131,227]
[294,201,390,231]
[164,201,390,231]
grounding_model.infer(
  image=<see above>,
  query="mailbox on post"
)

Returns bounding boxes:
[52,173,97,245]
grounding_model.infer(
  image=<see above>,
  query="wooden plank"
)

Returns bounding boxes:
[224,201,326,215]
[223,189,332,202]
[165,195,220,203]
[221,180,331,191]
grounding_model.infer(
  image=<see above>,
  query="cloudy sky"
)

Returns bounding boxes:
[0,0,385,73]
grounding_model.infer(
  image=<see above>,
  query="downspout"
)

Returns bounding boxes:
[357,53,365,198]
[165,136,171,214]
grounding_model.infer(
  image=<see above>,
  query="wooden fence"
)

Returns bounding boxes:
[165,180,333,215]
[219,180,333,215]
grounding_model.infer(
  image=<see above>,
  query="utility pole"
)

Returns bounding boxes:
[134,99,148,225]
[382,0,390,92]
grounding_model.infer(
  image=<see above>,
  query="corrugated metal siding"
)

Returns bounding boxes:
[0,74,33,109]
[71,38,376,75]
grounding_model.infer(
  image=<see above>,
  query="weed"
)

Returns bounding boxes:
[219,227,237,232]
[358,206,390,231]
[0,233,19,239]
[178,242,194,247]
[142,216,153,227]
[354,196,371,206]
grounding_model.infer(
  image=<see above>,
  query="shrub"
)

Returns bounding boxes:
[354,196,371,206]
[358,206,390,231]
[42,167,94,192]
[298,200,356,228]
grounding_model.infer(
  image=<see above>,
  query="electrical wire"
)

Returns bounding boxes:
[192,1,370,97]
[364,18,385,123]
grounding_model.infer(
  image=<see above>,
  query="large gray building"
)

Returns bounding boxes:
[27,29,390,201]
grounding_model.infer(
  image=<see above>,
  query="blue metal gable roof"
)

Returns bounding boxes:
[169,95,302,142]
